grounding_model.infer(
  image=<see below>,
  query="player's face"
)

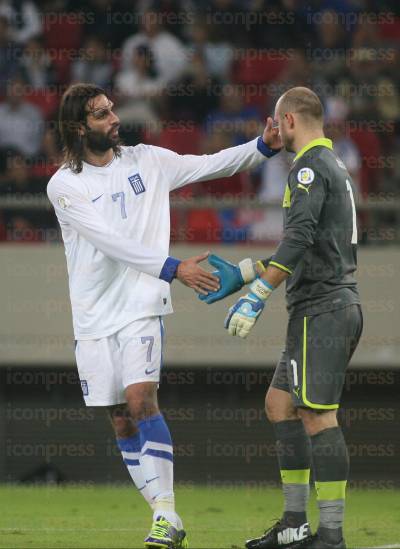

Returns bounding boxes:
[83,95,121,152]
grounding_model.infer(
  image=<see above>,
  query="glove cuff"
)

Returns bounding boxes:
[238,257,256,284]
[249,277,274,301]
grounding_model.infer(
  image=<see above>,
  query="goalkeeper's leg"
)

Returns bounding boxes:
[298,409,348,548]
[245,354,312,549]
[266,387,312,531]
[285,306,362,549]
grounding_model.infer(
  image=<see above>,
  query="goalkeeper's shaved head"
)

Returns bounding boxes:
[277,87,324,126]
[275,87,325,152]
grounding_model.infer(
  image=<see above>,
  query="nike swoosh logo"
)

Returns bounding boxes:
[146,476,159,484]
[92,194,104,202]
[145,367,157,375]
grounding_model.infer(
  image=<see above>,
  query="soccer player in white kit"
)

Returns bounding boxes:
[47,83,280,548]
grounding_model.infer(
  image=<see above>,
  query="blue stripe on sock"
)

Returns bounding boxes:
[117,433,141,452]
[142,448,173,462]
[123,458,140,466]
[138,414,172,446]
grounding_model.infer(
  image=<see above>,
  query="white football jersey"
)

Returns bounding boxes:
[47,138,268,339]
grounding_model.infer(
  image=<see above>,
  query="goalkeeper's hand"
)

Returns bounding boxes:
[198,254,256,304]
[224,278,274,338]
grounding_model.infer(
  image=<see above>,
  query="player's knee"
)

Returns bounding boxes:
[125,383,159,421]
[266,403,297,423]
[265,394,277,422]
[113,416,136,438]
[127,395,158,421]
[298,408,338,436]
[265,388,297,423]
[108,406,136,438]
[265,395,285,423]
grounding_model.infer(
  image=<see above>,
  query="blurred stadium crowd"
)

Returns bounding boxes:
[0,0,398,244]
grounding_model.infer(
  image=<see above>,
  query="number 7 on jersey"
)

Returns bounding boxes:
[112,191,127,219]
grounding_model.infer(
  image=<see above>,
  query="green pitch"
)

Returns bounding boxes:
[0,485,399,548]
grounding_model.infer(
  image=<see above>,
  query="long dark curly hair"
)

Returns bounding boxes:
[59,83,121,174]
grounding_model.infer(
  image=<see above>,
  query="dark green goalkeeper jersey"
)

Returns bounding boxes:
[267,137,361,318]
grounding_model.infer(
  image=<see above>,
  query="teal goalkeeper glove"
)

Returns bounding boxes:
[224,277,274,338]
[198,254,257,304]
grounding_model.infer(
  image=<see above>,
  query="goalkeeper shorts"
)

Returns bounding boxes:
[75,316,164,406]
[271,304,363,409]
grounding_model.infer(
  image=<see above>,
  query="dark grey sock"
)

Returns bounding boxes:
[318,526,344,545]
[273,419,312,526]
[311,427,349,543]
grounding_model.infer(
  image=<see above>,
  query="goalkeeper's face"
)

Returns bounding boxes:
[83,94,121,153]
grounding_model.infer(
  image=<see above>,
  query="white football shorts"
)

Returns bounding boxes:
[75,316,164,406]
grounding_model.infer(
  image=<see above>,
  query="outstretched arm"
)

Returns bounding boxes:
[48,179,219,292]
[198,254,285,304]
[152,117,282,191]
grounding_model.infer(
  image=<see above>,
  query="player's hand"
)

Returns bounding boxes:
[199,255,256,304]
[224,277,274,338]
[262,116,282,151]
[224,293,265,338]
[176,251,220,295]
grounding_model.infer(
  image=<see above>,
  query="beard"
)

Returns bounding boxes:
[282,133,295,153]
[84,125,121,153]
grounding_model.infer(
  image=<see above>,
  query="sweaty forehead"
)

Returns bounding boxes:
[86,95,112,113]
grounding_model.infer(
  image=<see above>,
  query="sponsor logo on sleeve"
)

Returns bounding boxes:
[297,167,314,185]
[57,196,71,209]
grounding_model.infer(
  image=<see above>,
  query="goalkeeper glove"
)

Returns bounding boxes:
[224,277,274,338]
[199,254,259,304]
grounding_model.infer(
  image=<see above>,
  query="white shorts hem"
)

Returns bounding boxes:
[124,377,160,387]
[83,399,127,407]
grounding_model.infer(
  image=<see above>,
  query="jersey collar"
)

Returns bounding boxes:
[293,137,333,162]
[82,154,117,173]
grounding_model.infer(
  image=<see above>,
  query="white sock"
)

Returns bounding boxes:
[138,414,182,529]
[116,434,153,509]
